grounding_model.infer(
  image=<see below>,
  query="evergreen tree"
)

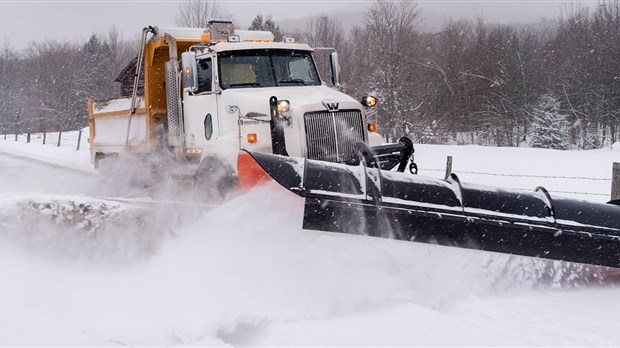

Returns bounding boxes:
[529,94,570,150]
[419,124,436,144]
[81,34,115,99]
[248,14,282,41]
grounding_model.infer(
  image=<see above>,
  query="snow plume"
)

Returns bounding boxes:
[95,149,238,204]
[131,183,618,344]
[96,152,175,197]
[0,182,618,345]
[477,252,620,291]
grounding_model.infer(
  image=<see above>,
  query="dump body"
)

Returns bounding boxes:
[89,29,201,162]
[88,97,149,154]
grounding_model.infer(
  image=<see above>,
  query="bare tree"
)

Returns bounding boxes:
[301,15,347,87]
[1,1,617,146]
[304,14,344,49]
[0,40,23,133]
[362,0,422,141]
[175,0,230,28]
[23,40,84,130]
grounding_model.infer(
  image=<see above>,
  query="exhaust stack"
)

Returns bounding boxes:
[164,33,184,159]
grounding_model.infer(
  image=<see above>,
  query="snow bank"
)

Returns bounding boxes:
[1,183,619,345]
[2,133,620,345]
[0,195,174,263]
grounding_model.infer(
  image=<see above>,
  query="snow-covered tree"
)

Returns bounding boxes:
[248,14,282,41]
[304,15,343,49]
[582,123,602,150]
[360,0,421,141]
[0,41,22,133]
[529,94,570,150]
[418,124,437,144]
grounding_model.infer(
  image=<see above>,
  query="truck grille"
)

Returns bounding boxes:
[304,110,365,163]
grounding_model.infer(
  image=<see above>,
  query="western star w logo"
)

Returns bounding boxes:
[322,99,340,112]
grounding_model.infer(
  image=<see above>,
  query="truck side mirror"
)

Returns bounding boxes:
[181,51,198,92]
[329,52,341,86]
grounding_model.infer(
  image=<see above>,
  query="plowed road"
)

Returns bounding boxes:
[0,151,98,195]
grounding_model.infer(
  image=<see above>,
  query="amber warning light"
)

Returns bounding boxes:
[247,133,258,143]
[368,123,376,132]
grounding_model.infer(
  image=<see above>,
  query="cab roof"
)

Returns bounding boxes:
[208,41,313,52]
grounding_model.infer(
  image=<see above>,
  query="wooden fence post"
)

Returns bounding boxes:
[444,156,453,181]
[76,130,82,151]
[57,131,62,147]
[26,132,30,143]
[3,133,6,140]
[42,131,46,145]
[612,162,620,201]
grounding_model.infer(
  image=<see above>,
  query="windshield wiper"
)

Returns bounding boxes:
[278,79,307,86]
[228,82,263,88]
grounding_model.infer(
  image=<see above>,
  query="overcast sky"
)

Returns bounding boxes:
[0,0,600,49]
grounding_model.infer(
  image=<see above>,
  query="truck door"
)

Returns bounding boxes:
[183,56,220,148]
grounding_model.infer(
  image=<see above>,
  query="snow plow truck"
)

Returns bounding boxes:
[89,21,620,269]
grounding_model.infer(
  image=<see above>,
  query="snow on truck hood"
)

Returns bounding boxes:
[220,85,360,116]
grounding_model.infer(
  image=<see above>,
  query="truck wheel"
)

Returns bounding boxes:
[93,152,106,169]
[194,156,239,204]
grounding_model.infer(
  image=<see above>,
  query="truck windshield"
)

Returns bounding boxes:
[218,49,321,89]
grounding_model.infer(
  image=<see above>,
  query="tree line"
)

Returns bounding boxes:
[0,29,135,133]
[1,0,619,149]
[336,1,620,148]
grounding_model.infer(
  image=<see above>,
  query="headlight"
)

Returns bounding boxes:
[277,100,290,113]
[361,96,378,107]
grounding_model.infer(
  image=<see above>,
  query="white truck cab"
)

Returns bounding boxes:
[88,21,382,187]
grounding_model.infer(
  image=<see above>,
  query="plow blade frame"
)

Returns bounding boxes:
[239,151,620,268]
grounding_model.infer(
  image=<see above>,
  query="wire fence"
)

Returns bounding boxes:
[1,129,85,151]
[2,131,618,200]
[501,187,610,197]
[419,156,618,199]
[419,168,613,181]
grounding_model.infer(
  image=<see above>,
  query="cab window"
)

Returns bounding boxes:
[196,58,212,93]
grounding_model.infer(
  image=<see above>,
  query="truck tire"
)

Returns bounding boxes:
[194,155,239,204]
[93,152,106,169]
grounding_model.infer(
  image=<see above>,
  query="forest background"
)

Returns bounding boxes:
[1,0,619,150]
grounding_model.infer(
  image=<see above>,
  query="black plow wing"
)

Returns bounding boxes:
[239,151,620,268]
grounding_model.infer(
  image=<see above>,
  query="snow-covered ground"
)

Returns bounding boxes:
[1,133,620,346]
